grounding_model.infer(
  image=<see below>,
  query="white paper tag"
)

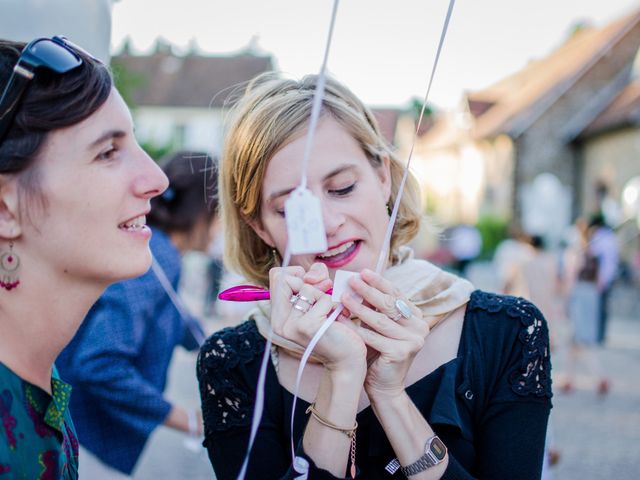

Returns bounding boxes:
[285,187,327,255]
[331,270,359,302]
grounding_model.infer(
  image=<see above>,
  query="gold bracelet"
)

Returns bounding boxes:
[305,403,357,438]
[306,403,358,479]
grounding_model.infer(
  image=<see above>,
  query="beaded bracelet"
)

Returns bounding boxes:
[306,403,358,478]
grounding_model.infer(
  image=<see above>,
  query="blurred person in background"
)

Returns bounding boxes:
[513,234,566,475]
[560,217,610,395]
[57,151,218,478]
[493,226,535,296]
[446,223,482,277]
[518,235,566,349]
[587,212,619,345]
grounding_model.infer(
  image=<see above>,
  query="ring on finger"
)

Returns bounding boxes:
[290,293,316,314]
[289,293,314,305]
[292,302,312,313]
[392,298,412,321]
[297,294,314,305]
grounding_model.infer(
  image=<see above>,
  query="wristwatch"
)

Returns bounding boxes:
[400,435,447,477]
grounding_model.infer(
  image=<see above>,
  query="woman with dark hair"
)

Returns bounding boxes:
[0,37,168,478]
[57,150,218,478]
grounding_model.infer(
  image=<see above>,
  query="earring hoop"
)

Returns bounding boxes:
[0,241,21,291]
[271,248,281,267]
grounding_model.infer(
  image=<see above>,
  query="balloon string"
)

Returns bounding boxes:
[236,2,341,478]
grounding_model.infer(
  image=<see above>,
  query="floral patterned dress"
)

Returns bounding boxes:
[0,362,78,479]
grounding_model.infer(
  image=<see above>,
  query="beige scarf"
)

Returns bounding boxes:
[252,246,475,359]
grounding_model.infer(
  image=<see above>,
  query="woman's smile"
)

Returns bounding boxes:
[315,239,361,269]
[118,214,152,239]
[256,117,392,277]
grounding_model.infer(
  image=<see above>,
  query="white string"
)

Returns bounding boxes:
[236,335,272,479]
[289,305,344,460]
[287,0,457,472]
[150,256,205,347]
[299,0,340,190]
[238,1,456,476]
[375,0,456,274]
[236,2,340,478]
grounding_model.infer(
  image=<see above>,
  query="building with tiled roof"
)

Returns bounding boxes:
[112,41,275,157]
[112,42,407,158]
[413,7,640,248]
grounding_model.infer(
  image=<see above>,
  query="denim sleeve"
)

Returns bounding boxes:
[69,281,172,429]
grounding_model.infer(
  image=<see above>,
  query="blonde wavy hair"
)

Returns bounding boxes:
[221,72,422,286]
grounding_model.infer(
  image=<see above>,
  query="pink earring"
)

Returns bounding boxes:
[0,241,20,291]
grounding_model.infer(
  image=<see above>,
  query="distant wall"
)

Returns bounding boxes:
[515,21,640,222]
[582,126,640,213]
[0,0,113,63]
[133,106,225,158]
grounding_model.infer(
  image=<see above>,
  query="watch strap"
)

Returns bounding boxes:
[400,435,446,477]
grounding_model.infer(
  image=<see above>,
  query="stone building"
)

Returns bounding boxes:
[414,8,640,246]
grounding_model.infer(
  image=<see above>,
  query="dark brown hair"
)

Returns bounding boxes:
[0,39,112,177]
[148,150,218,234]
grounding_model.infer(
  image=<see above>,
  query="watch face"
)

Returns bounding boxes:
[430,437,447,460]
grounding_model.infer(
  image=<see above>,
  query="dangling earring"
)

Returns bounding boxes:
[271,248,281,267]
[386,203,392,216]
[0,241,20,291]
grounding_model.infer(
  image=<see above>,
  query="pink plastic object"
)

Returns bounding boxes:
[218,285,271,302]
[218,284,333,302]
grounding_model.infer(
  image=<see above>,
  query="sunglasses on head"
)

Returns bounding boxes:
[0,36,86,144]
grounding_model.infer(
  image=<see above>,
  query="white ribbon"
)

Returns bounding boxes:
[237,1,456,477]
[236,2,341,478]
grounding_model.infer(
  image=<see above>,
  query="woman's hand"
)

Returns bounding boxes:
[342,269,429,401]
[269,263,366,373]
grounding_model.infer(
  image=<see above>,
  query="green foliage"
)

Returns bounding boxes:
[423,189,439,216]
[475,214,509,259]
[110,59,147,108]
[409,97,435,120]
[140,139,175,162]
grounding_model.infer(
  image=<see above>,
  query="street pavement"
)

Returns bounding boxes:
[132,266,640,480]
[549,300,640,479]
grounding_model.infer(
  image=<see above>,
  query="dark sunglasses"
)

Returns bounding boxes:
[0,36,85,144]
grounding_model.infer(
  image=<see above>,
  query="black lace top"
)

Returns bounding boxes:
[197,290,552,479]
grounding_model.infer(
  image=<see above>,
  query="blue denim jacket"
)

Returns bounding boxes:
[56,228,201,474]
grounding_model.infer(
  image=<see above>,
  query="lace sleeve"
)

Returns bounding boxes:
[506,297,552,398]
[471,292,552,399]
[197,320,265,435]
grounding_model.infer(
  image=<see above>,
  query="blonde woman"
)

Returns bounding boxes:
[197,73,552,480]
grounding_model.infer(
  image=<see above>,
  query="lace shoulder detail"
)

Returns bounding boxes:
[197,320,265,434]
[469,291,552,398]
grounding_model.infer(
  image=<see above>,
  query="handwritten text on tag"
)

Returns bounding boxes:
[285,188,327,255]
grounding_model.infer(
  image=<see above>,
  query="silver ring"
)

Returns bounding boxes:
[292,302,311,313]
[296,294,314,305]
[290,293,316,314]
[394,299,412,320]
[289,294,314,305]
[292,301,312,314]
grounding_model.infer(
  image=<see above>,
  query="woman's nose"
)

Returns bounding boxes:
[321,200,346,238]
[134,147,169,199]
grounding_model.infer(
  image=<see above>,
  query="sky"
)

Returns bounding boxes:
[111,0,640,109]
